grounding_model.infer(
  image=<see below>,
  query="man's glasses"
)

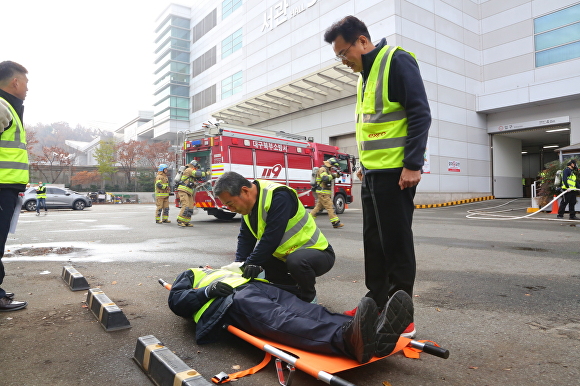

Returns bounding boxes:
[334,39,358,61]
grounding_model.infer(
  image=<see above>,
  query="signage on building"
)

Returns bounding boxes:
[488,116,569,134]
[448,160,460,172]
[262,0,318,32]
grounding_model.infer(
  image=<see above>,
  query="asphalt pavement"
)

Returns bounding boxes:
[1,199,579,386]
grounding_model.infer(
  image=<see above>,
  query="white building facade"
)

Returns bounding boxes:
[121,0,580,203]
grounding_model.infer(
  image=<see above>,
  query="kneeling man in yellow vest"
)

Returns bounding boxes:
[213,171,334,303]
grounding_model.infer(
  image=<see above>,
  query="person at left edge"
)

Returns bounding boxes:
[154,164,171,224]
[35,181,47,216]
[0,61,29,312]
[213,171,335,303]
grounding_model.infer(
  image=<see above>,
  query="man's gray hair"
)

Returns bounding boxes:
[214,171,252,197]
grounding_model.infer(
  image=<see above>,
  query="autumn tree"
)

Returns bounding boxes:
[94,138,117,187]
[32,146,76,183]
[141,141,174,170]
[117,140,146,189]
[71,171,101,189]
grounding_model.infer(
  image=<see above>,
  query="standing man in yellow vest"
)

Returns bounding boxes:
[557,159,578,220]
[154,164,171,224]
[35,181,47,216]
[214,171,335,303]
[324,16,431,338]
[0,61,30,312]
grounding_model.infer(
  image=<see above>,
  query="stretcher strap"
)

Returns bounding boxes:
[402,340,440,359]
[212,352,272,384]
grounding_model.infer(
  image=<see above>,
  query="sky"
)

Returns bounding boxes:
[2,0,182,131]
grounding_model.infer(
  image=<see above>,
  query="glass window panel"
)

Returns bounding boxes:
[536,40,580,66]
[172,17,190,29]
[222,28,242,59]
[535,22,580,50]
[171,97,189,109]
[170,85,189,97]
[223,0,242,20]
[534,3,580,34]
[171,27,189,40]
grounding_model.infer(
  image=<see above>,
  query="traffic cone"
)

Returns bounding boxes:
[550,195,559,214]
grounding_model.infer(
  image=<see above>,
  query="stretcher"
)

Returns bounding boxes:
[159,279,449,386]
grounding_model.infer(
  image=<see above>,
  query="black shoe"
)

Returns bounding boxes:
[375,290,414,357]
[342,297,378,364]
[0,297,27,312]
[570,216,578,220]
[557,215,564,219]
[5,292,14,299]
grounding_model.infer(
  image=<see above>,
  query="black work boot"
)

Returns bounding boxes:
[374,290,414,357]
[342,297,378,363]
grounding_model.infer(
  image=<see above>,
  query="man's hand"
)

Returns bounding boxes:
[242,264,262,279]
[206,281,234,298]
[0,99,13,129]
[399,168,422,190]
[356,169,363,181]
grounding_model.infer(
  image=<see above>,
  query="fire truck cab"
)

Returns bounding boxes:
[177,122,355,220]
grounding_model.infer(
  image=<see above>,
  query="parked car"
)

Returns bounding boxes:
[21,186,93,211]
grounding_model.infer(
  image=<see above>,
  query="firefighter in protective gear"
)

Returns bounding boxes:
[155,164,171,224]
[310,157,344,228]
[176,160,210,227]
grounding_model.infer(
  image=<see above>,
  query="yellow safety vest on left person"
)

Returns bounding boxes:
[0,97,29,185]
[36,186,47,199]
[355,45,416,170]
[243,180,329,261]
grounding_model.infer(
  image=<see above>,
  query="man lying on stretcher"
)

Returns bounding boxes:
[168,266,414,364]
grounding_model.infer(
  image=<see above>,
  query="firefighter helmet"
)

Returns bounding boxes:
[326,157,340,168]
[188,160,200,169]
[158,164,168,172]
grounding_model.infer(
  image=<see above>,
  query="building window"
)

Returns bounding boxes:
[192,47,217,78]
[222,0,242,19]
[534,3,580,67]
[222,28,242,59]
[192,9,217,43]
[192,85,217,112]
[221,71,242,99]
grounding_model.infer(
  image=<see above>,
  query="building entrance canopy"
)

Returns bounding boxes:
[211,63,358,126]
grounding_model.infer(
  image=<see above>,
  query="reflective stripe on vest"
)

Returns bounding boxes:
[190,268,252,322]
[356,45,415,170]
[562,170,577,189]
[242,180,328,261]
[36,186,47,199]
[0,97,29,184]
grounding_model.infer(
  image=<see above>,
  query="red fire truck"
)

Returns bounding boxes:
[177,122,355,220]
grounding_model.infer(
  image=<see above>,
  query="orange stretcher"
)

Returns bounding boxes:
[158,279,449,386]
[212,324,448,386]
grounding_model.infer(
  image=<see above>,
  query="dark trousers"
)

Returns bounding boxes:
[558,190,577,217]
[227,282,351,356]
[0,189,19,299]
[261,246,335,303]
[362,172,416,309]
[36,198,47,212]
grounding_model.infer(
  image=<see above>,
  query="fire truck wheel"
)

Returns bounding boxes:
[213,211,237,220]
[333,193,346,215]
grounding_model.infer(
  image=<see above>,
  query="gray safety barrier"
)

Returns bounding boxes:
[61,265,90,291]
[86,288,131,331]
[133,335,212,386]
